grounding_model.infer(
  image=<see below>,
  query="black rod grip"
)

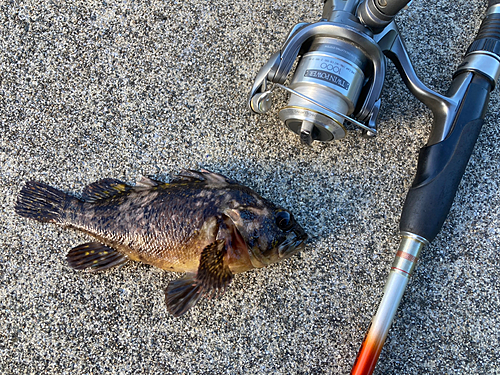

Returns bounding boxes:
[399,75,492,242]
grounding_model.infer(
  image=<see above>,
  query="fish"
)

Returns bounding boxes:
[15,169,308,316]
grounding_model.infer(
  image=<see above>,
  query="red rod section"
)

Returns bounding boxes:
[350,329,385,375]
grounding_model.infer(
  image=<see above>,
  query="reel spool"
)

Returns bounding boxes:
[279,37,369,144]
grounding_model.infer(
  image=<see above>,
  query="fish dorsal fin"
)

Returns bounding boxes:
[66,242,128,271]
[134,176,161,190]
[164,240,233,317]
[171,169,236,187]
[81,178,131,202]
[170,169,206,183]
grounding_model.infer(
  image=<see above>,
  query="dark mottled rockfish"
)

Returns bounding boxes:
[15,170,307,316]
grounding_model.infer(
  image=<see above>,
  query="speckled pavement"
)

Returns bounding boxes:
[1,1,499,374]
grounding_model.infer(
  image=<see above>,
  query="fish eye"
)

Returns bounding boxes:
[276,211,294,231]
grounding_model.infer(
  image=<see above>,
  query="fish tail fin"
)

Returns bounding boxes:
[15,181,72,224]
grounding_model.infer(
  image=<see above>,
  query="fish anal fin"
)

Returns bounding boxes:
[196,239,233,298]
[66,242,128,271]
[81,179,131,203]
[165,274,203,317]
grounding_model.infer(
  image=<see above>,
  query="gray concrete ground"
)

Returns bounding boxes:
[1,0,499,374]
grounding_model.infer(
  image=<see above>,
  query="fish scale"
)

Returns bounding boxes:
[70,184,216,264]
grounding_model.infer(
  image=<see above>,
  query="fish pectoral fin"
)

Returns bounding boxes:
[81,179,131,203]
[165,274,204,317]
[196,239,233,298]
[164,241,233,317]
[66,242,128,271]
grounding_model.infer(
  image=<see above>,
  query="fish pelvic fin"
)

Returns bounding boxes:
[165,240,233,317]
[66,242,128,271]
[15,181,72,224]
[81,178,131,203]
[165,274,204,317]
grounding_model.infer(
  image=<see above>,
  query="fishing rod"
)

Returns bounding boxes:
[248,0,500,373]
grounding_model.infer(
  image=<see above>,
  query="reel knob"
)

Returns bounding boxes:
[250,91,273,114]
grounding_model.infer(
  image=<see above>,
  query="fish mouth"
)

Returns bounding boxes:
[248,225,308,268]
[278,226,308,259]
